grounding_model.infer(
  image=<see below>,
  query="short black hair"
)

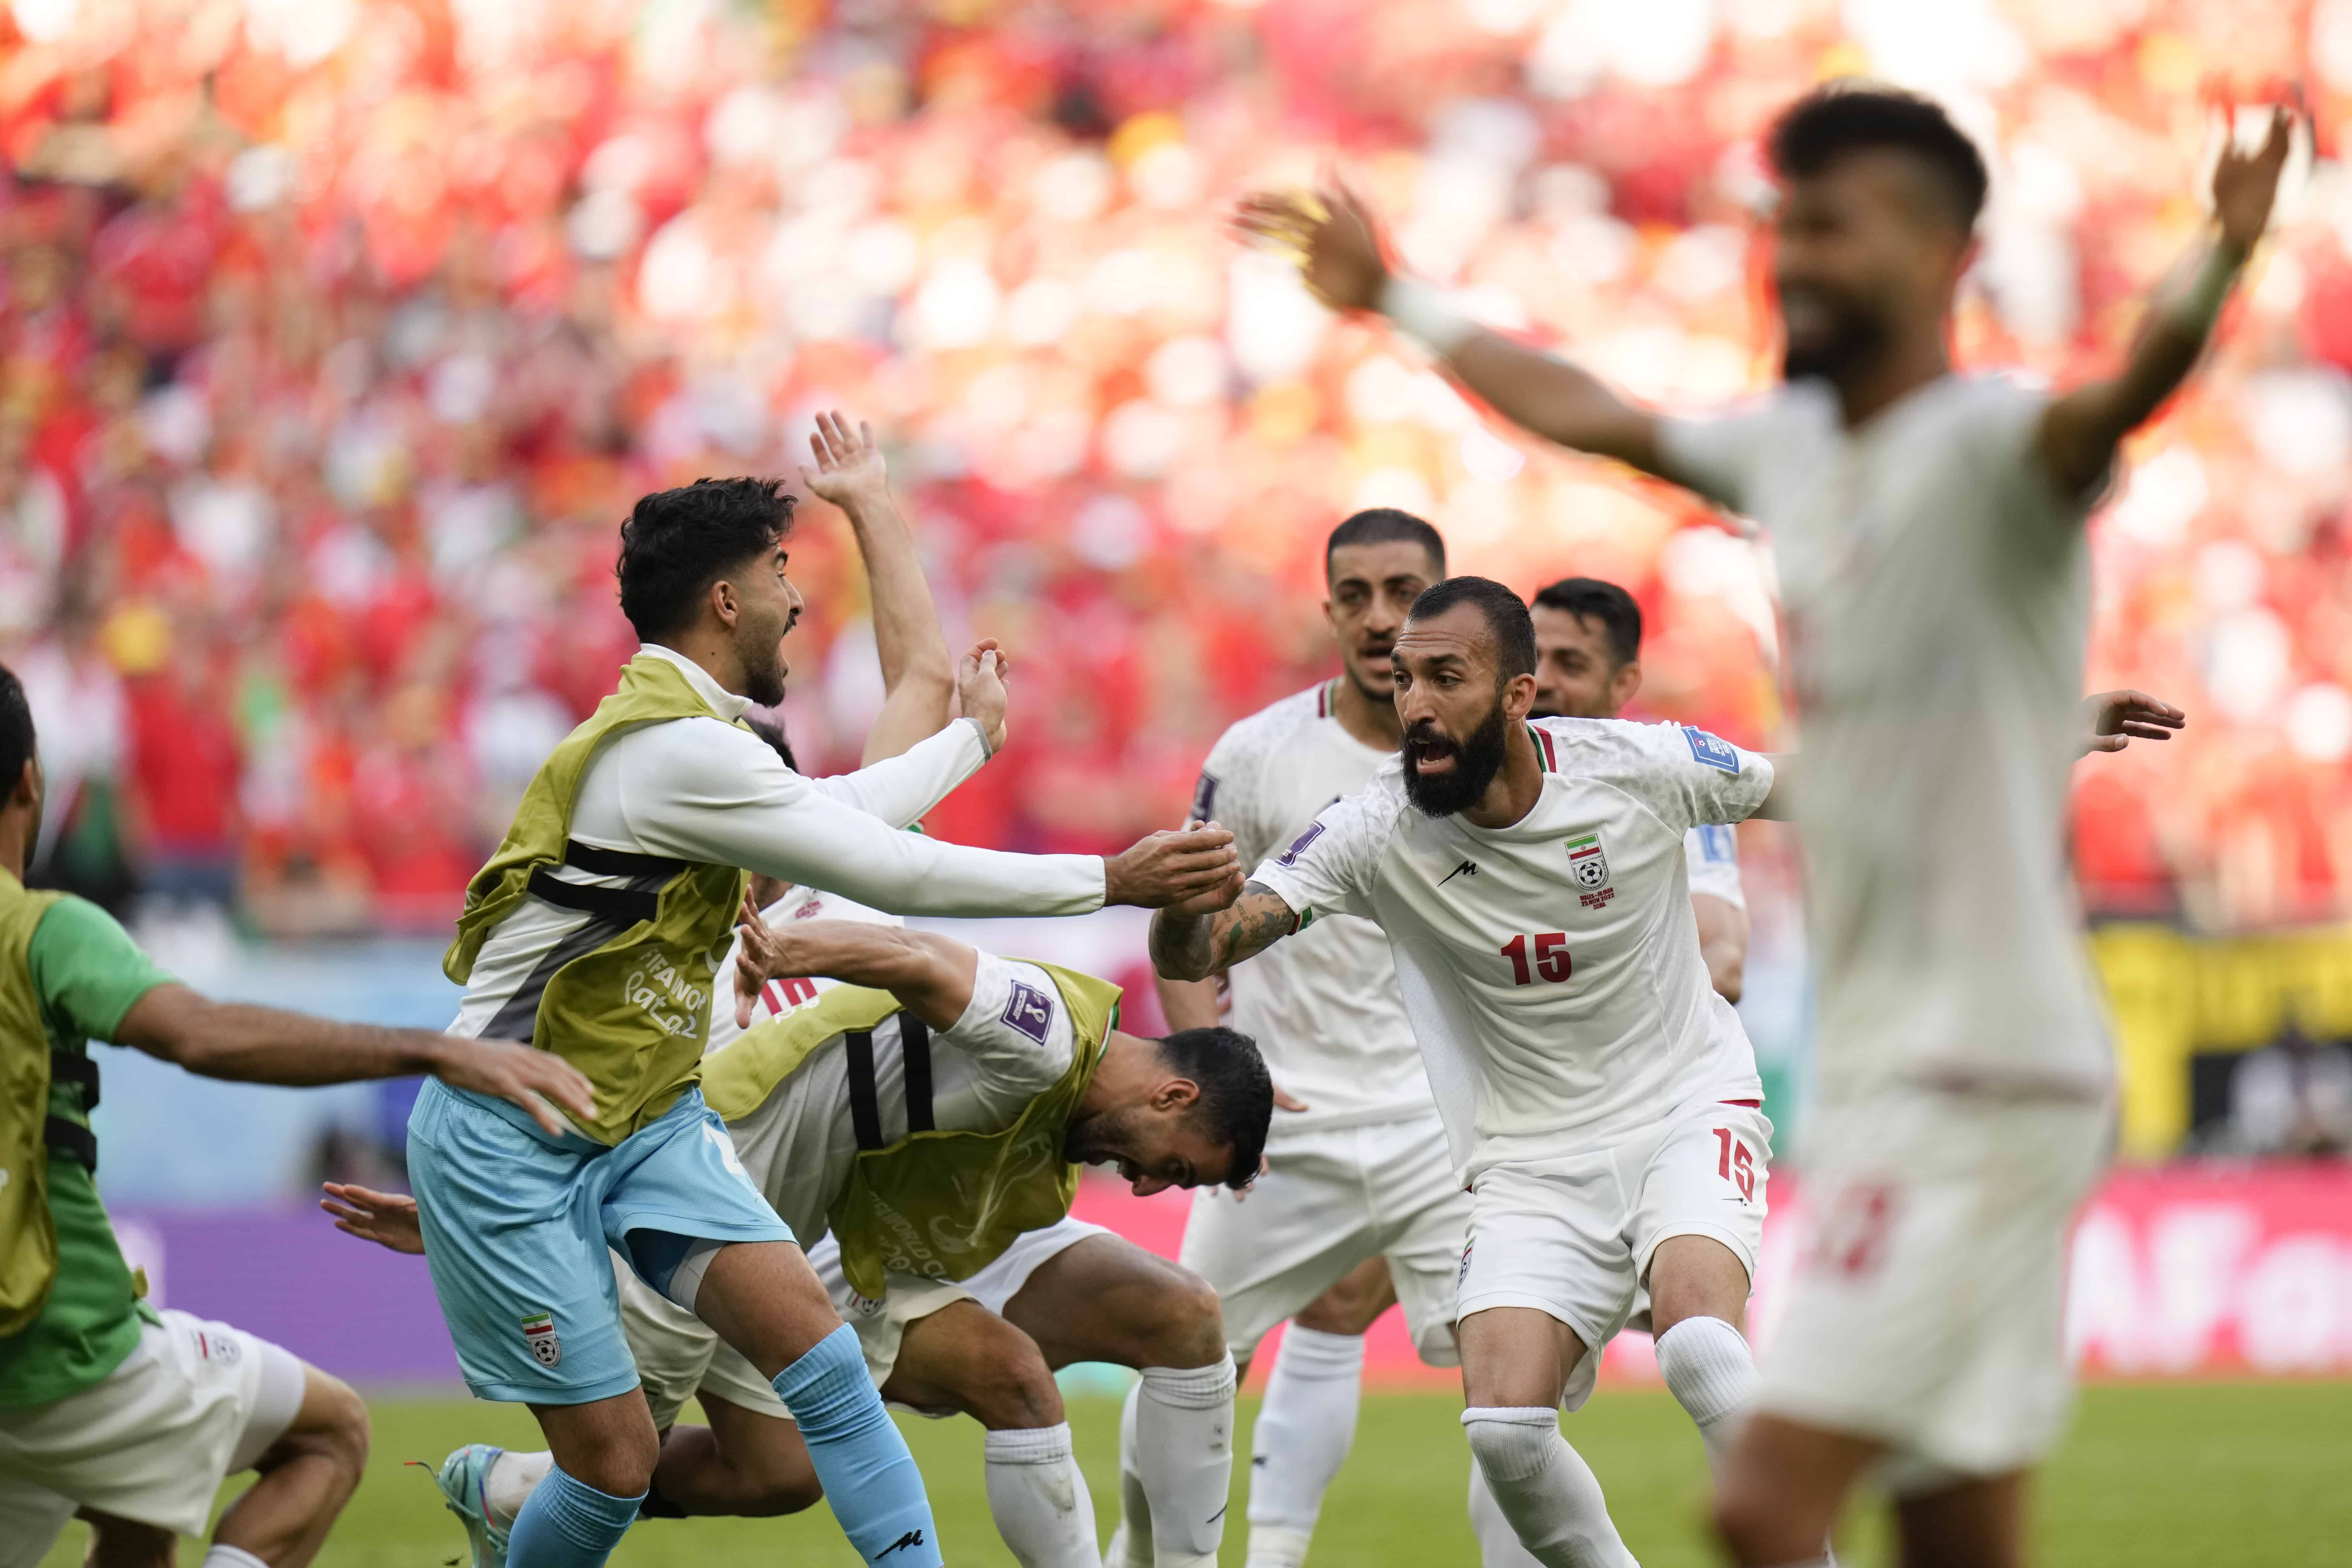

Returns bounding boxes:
[1768,83,1989,233]
[1157,1025,1273,1190]
[1406,576,1536,682]
[0,664,33,794]
[1531,577,1642,668]
[746,716,799,774]
[615,477,796,644]
[1325,509,1445,583]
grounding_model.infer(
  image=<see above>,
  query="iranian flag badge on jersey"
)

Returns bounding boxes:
[521,1311,561,1367]
[1568,832,1614,910]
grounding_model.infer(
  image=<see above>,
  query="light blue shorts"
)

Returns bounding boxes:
[406,1079,793,1404]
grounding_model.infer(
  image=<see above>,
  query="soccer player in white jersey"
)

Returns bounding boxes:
[1239,82,2284,1568]
[1148,509,1471,1568]
[1530,576,1749,1002]
[1153,577,1788,1568]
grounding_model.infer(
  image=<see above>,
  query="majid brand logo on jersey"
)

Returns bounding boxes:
[1567,831,1615,911]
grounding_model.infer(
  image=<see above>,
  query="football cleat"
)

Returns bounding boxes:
[427,1443,512,1568]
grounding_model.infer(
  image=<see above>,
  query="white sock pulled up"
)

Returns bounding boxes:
[201,1548,270,1568]
[1652,1315,1758,1479]
[983,1422,1100,1568]
[1118,1355,1237,1568]
[1460,1407,1637,1568]
[1244,1326,1366,1568]
[1468,1459,1547,1568]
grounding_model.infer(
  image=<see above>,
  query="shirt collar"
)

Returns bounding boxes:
[636,643,752,722]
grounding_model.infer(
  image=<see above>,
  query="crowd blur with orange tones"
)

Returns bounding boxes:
[2,0,2349,936]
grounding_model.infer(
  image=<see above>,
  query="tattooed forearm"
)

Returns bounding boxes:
[1149,881,1300,981]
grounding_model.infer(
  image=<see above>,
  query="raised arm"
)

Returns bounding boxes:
[731,900,979,1030]
[798,639,1008,828]
[2036,109,2294,497]
[1235,180,1669,478]
[797,412,957,766]
[1149,880,1303,983]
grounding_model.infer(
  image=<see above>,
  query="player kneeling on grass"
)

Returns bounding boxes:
[0,666,595,1568]
[330,910,1270,1568]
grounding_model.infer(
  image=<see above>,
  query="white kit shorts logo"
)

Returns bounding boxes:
[521,1311,562,1368]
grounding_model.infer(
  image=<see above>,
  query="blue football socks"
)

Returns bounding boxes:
[505,1461,644,1568]
[773,1322,945,1566]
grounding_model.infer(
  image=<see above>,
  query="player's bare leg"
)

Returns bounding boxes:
[79,1513,174,1568]
[1646,1235,1758,1479]
[1712,1413,1880,1568]
[883,1300,1096,1568]
[1890,1471,2025,1568]
[206,1365,372,1568]
[644,1396,820,1517]
[1006,1235,1234,1568]
[1458,1307,1635,1568]
[1242,1256,1396,1568]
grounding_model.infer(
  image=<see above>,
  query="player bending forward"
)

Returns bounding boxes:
[417,415,1240,1568]
[1241,81,2260,1568]
[343,912,1271,1568]
[0,665,594,1568]
[1155,577,1788,1568]
[1149,508,1476,1568]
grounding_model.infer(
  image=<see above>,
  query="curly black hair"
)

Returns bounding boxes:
[615,477,796,644]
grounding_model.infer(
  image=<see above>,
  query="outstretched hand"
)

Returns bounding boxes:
[1106,822,1243,910]
[1233,176,1390,314]
[2081,689,2185,755]
[427,1037,596,1139]
[320,1182,424,1256]
[2213,106,2296,256]
[957,639,1012,756]
[799,409,891,513]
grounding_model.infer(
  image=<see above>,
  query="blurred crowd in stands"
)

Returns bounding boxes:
[2,0,2351,939]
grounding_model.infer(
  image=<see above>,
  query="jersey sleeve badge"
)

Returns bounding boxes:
[1683,726,1741,773]
[1001,979,1055,1043]
[1275,820,1325,866]
[1190,771,1218,822]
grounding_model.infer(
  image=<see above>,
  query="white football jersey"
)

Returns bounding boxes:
[1193,682,1433,1129]
[1251,717,1772,1178]
[1660,373,2110,1101]
[705,883,900,1056]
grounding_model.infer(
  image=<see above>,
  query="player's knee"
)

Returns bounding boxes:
[272,1369,371,1482]
[957,1329,1065,1430]
[1139,1270,1227,1368]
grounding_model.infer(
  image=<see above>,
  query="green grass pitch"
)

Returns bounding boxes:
[39,1382,2352,1566]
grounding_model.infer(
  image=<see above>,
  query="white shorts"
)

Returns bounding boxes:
[622,1218,1109,1429]
[1457,1101,1772,1412]
[1180,1112,1469,1366]
[1757,1090,2109,1486]
[0,1310,306,1562]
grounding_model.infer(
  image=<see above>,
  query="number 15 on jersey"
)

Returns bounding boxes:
[1501,932,1572,985]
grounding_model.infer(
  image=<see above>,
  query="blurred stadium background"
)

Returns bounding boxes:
[4,0,2351,1558]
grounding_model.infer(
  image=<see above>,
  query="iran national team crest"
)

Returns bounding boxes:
[1566,832,1609,890]
[520,1311,562,1368]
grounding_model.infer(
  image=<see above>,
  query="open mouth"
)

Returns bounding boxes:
[1407,733,1460,773]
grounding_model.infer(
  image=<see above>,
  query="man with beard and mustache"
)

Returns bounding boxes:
[1238,84,2285,1568]
[331,901,1271,1568]
[1146,509,1480,1568]
[1152,575,1784,1568]
[416,412,1245,1568]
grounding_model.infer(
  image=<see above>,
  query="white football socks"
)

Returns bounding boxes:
[1108,1356,1238,1568]
[1653,1316,1758,1479]
[486,1449,555,1528]
[201,1548,269,1568]
[1468,1460,1546,1568]
[1105,1383,1154,1568]
[1460,1407,1637,1568]
[983,1423,1100,1568]
[1243,1326,1366,1568]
